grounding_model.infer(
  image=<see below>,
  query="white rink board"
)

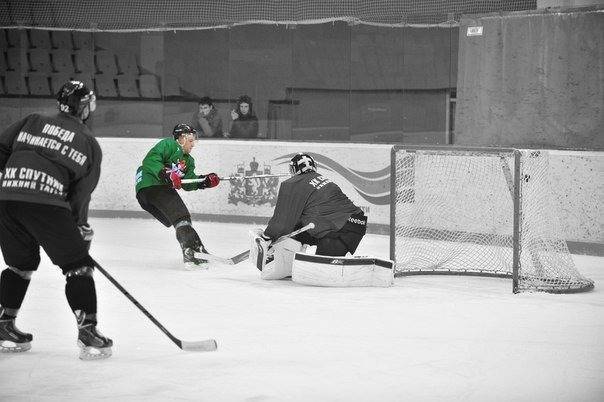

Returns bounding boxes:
[92,138,602,245]
[92,138,391,225]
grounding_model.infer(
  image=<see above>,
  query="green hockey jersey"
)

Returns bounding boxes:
[135,137,200,192]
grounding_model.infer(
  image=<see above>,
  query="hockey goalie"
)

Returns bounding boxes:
[247,153,393,287]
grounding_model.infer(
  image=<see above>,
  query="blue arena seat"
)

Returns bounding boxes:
[29,30,52,49]
[116,74,139,98]
[28,73,51,95]
[0,51,7,72]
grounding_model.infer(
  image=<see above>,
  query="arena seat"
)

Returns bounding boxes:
[95,50,118,75]
[72,32,93,51]
[28,73,51,95]
[7,30,23,48]
[162,74,182,97]
[95,73,117,97]
[139,74,161,98]
[29,48,53,72]
[51,31,72,49]
[5,71,28,95]
[29,30,52,49]
[51,49,73,72]
[6,48,25,71]
[50,73,72,94]
[0,29,7,49]
[116,74,139,98]
[74,49,94,73]
[0,51,7,72]
[117,52,138,75]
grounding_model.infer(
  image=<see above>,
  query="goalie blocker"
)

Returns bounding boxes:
[292,254,394,287]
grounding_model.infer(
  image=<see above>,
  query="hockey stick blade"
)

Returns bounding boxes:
[227,223,315,265]
[179,338,218,352]
[193,251,235,265]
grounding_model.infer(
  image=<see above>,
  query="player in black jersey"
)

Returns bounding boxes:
[0,81,112,360]
[261,153,367,257]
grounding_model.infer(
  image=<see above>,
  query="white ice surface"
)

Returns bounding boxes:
[1,217,603,402]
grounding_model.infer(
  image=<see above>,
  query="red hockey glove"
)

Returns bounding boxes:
[198,173,220,189]
[164,161,186,189]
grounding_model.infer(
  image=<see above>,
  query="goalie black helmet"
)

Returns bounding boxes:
[289,153,317,175]
[172,123,197,140]
[56,80,96,121]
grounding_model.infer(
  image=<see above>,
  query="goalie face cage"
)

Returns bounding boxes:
[389,146,594,294]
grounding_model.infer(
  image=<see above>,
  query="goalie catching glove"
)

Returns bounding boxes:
[197,173,220,189]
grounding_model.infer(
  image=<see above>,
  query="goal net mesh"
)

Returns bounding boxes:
[1,0,536,30]
[391,147,593,293]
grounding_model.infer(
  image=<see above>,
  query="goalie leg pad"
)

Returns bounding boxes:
[261,238,304,280]
[248,228,268,271]
[292,254,394,287]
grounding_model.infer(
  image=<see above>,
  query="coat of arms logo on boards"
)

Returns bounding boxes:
[227,157,279,206]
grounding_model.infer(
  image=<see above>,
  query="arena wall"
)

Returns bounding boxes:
[91,138,603,254]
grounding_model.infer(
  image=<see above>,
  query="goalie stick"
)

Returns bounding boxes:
[209,223,316,265]
[93,260,217,352]
[181,173,290,184]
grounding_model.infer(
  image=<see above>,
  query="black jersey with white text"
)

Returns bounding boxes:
[264,171,363,240]
[0,113,102,225]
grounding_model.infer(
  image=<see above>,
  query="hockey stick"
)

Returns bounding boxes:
[93,261,217,352]
[221,223,316,265]
[181,173,289,184]
[193,251,234,265]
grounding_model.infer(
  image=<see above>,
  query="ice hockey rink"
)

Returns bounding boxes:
[1,217,603,402]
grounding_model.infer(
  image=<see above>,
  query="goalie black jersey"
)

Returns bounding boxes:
[0,113,102,225]
[265,171,363,240]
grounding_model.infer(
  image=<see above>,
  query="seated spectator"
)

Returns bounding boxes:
[228,95,259,139]
[191,96,224,138]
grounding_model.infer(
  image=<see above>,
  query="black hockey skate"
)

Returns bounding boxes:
[0,317,32,353]
[75,312,112,360]
[183,247,208,271]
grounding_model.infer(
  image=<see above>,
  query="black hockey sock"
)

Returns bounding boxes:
[65,275,97,319]
[0,268,31,315]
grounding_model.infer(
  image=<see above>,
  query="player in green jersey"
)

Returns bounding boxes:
[135,124,220,269]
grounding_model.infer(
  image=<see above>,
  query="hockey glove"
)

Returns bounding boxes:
[78,224,94,251]
[198,173,220,189]
[163,161,186,189]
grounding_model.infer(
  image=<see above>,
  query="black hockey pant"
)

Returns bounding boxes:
[136,185,191,227]
[295,212,367,257]
[0,201,97,315]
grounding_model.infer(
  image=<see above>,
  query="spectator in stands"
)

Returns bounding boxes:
[228,95,259,139]
[191,96,224,138]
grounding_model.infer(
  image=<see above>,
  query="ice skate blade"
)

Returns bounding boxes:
[0,340,31,353]
[183,261,209,271]
[78,340,112,360]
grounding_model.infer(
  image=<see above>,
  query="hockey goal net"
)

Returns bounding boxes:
[390,146,594,293]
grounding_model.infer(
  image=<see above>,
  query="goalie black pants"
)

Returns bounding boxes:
[136,185,191,227]
[296,212,367,257]
[0,201,93,273]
